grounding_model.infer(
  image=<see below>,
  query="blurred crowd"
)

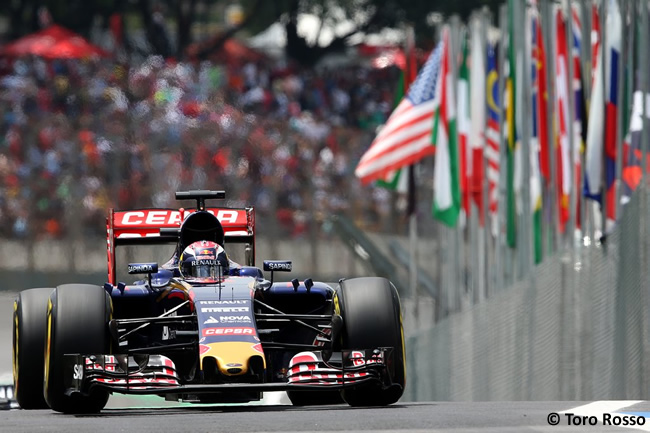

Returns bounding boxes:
[0,52,403,240]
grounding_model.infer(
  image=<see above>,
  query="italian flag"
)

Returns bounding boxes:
[432,28,460,227]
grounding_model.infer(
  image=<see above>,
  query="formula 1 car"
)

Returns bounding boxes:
[12,190,405,413]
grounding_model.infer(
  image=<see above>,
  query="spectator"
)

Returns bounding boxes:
[0,49,404,240]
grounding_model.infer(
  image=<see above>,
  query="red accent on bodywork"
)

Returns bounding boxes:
[113,208,249,238]
[202,327,254,337]
[106,208,116,285]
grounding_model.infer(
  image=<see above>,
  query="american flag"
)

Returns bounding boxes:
[355,43,442,185]
[486,43,500,220]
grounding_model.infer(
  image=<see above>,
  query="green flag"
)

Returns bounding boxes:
[432,28,461,227]
[506,0,518,248]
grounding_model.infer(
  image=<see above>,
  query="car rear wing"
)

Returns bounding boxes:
[106,207,255,285]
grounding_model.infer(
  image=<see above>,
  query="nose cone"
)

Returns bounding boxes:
[200,342,266,376]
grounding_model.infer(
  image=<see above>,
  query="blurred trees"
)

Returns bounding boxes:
[0,0,503,64]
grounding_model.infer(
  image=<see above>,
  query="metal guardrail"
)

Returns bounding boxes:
[329,215,409,294]
[0,384,17,410]
[388,239,438,300]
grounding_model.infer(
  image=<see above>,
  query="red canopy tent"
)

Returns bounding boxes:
[186,35,266,65]
[0,24,109,59]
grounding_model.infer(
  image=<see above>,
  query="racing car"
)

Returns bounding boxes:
[12,190,405,413]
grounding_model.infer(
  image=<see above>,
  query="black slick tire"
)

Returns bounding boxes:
[336,277,406,406]
[44,284,111,413]
[13,288,53,409]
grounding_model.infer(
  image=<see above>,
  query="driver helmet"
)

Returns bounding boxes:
[179,240,229,279]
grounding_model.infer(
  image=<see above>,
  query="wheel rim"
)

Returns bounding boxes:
[44,298,53,398]
[12,301,19,395]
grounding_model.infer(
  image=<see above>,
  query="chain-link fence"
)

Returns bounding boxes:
[404,185,650,401]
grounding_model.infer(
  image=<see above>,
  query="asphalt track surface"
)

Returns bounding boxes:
[4,291,650,432]
[3,401,650,432]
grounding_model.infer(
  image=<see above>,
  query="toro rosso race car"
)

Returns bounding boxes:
[12,190,405,413]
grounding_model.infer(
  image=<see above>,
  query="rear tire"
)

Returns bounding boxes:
[44,284,112,413]
[337,277,405,406]
[13,288,53,409]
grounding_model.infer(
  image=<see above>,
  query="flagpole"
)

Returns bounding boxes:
[465,22,478,304]
[642,0,650,180]
[580,1,591,105]
[520,0,533,274]
[540,0,555,255]
[600,0,608,238]
[565,0,577,251]
[625,0,635,185]
[403,23,419,327]
[615,0,626,221]
[585,0,597,244]
[476,14,486,303]
[578,0,589,245]
[498,2,509,288]
[408,165,418,322]
[458,24,473,306]
[450,16,463,311]
[480,8,490,300]
[639,0,650,394]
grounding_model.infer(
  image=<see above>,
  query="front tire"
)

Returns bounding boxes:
[13,288,54,409]
[44,284,111,413]
[336,277,406,406]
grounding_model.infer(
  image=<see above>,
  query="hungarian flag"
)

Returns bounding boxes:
[355,42,442,185]
[432,27,461,227]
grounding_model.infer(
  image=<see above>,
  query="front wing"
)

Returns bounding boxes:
[63,348,398,397]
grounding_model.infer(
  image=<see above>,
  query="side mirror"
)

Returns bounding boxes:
[128,263,159,274]
[263,260,292,272]
[128,262,159,287]
[263,260,292,285]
